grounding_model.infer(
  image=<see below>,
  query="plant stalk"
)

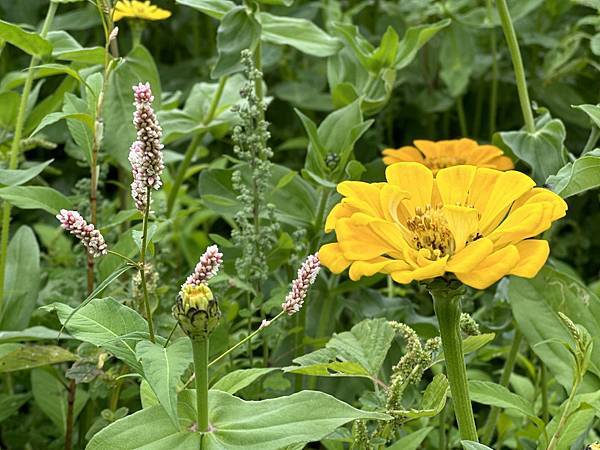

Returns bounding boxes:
[431,287,478,442]
[486,0,498,137]
[456,96,468,137]
[547,375,581,450]
[0,0,58,313]
[481,328,523,444]
[192,338,210,432]
[139,187,155,342]
[496,0,535,133]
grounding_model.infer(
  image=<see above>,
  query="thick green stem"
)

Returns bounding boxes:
[192,338,209,432]
[431,286,478,442]
[547,376,581,450]
[139,187,155,342]
[481,329,523,444]
[496,0,535,133]
[0,0,57,313]
[166,76,228,217]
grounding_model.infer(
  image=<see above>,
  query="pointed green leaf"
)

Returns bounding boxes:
[0,345,76,372]
[547,149,600,198]
[0,160,53,186]
[0,20,52,57]
[0,186,73,214]
[211,368,277,394]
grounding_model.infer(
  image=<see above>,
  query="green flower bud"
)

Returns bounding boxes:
[172,284,221,341]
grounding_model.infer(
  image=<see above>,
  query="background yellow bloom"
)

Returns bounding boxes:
[320,162,567,289]
[113,0,172,21]
[382,138,514,173]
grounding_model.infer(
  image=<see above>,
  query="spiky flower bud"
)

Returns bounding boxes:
[56,209,107,257]
[129,82,164,211]
[282,253,320,315]
[173,284,221,341]
[185,245,223,288]
[459,313,481,336]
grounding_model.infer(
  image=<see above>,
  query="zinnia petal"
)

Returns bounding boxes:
[436,165,477,206]
[442,205,479,252]
[455,245,520,289]
[385,162,434,214]
[447,238,494,273]
[509,240,549,278]
[319,243,351,273]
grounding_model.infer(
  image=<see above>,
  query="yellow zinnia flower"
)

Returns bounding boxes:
[113,0,172,21]
[320,163,567,289]
[382,138,514,173]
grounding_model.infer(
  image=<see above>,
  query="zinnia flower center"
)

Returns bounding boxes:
[427,156,466,171]
[406,205,455,259]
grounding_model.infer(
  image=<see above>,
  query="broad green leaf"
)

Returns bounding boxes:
[0,159,53,186]
[0,345,76,372]
[0,20,52,57]
[0,226,40,330]
[136,338,192,428]
[387,427,432,450]
[31,368,89,435]
[499,113,568,182]
[104,45,161,168]
[45,297,148,372]
[537,405,596,450]
[30,111,93,137]
[29,63,88,87]
[573,103,600,128]
[396,19,451,70]
[175,0,236,20]
[439,22,474,97]
[258,12,341,57]
[547,149,600,197]
[212,6,261,78]
[88,389,390,450]
[0,393,30,423]
[331,22,375,70]
[469,380,536,418]
[47,30,104,64]
[63,93,93,164]
[393,373,449,420]
[199,164,317,227]
[24,76,79,136]
[509,266,600,391]
[211,368,277,394]
[0,91,19,129]
[432,333,495,365]
[0,326,71,343]
[0,186,73,214]
[371,27,399,72]
[462,442,494,450]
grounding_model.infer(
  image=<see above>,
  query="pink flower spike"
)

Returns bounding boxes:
[282,253,320,315]
[56,209,108,257]
[129,82,164,211]
[184,245,223,288]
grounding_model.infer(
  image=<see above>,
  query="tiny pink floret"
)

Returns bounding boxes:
[56,209,107,257]
[282,253,320,315]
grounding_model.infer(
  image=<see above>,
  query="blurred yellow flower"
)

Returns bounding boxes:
[113,0,172,21]
[320,163,567,289]
[382,138,514,173]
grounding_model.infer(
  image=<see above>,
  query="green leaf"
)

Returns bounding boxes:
[88,389,390,450]
[573,103,600,128]
[509,266,600,391]
[29,63,89,87]
[47,30,105,64]
[0,186,73,214]
[469,380,536,418]
[393,373,449,420]
[175,0,236,20]
[387,427,433,450]
[432,333,495,365]
[0,160,53,187]
[63,92,94,164]
[439,22,474,97]
[499,113,568,182]
[0,393,30,423]
[0,344,77,372]
[371,27,399,72]
[30,111,93,138]
[211,368,277,394]
[212,7,261,78]
[0,226,40,330]
[258,12,341,57]
[0,91,20,129]
[0,326,71,343]
[547,149,600,198]
[104,45,161,168]
[31,368,88,435]
[396,19,451,70]
[136,338,192,429]
[46,298,148,372]
[0,20,52,57]
[461,441,494,450]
